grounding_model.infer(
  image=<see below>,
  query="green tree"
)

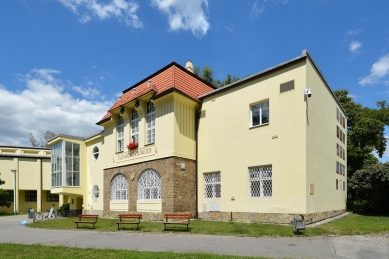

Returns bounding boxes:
[0,179,11,208]
[348,162,389,214]
[193,65,240,88]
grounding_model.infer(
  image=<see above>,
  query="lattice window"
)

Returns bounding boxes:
[138,169,162,200]
[146,102,155,144]
[249,165,272,198]
[110,174,129,200]
[204,172,221,199]
[117,115,124,152]
[131,109,139,143]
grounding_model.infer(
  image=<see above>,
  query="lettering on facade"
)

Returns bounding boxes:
[115,146,155,163]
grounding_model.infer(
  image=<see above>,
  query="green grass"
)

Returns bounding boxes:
[0,243,270,259]
[27,213,389,237]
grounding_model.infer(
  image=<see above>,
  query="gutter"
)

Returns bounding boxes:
[195,103,202,219]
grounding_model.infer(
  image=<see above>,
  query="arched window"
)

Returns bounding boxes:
[110,174,128,200]
[117,115,124,152]
[138,169,162,200]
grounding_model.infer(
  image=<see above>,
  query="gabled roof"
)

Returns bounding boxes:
[97,62,216,125]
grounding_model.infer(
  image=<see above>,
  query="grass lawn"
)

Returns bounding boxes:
[27,213,389,237]
[0,243,270,259]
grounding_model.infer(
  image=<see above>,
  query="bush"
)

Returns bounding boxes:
[58,203,70,212]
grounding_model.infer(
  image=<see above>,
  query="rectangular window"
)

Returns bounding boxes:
[7,190,14,202]
[343,116,346,128]
[146,102,155,144]
[51,141,63,187]
[340,130,343,142]
[336,161,339,174]
[336,179,338,190]
[25,190,37,202]
[251,100,269,127]
[46,191,59,202]
[117,115,124,152]
[131,109,139,143]
[337,126,339,139]
[343,181,346,191]
[249,165,272,198]
[340,113,343,125]
[337,143,339,156]
[336,107,339,121]
[343,132,346,144]
[204,172,221,199]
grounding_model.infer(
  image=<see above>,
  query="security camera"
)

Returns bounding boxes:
[307,89,312,98]
[303,89,312,98]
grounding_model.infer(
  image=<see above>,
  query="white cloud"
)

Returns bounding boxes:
[224,24,233,33]
[0,69,112,146]
[347,29,361,36]
[359,53,389,86]
[251,1,264,18]
[151,0,210,37]
[57,0,144,28]
[72,86,101,99]
[349,41,362,54]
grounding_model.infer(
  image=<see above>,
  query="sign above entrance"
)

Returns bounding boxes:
[115,146,155,163]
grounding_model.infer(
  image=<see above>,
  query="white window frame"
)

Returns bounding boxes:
[250,100,269,127]
[131,109,139,143]
[248,165,272,198]
[117,115,124,152]
[138,169,162,200]
[146,102,155,144]
[204,172,221,199]
[110,174,129,200]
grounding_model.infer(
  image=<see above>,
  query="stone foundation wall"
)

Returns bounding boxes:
[103,157,196,218]
[199,209,345,224]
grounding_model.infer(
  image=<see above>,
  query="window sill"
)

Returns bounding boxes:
[145,142,155,146]
[249,123,269,130]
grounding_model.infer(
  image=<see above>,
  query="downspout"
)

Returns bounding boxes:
[195,103,202,219]
[40,158,43,212]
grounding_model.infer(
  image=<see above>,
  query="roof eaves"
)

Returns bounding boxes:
[96,116,111,125]
[0,145,51,150]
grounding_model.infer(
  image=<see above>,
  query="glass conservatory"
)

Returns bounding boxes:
[51,141,80,187]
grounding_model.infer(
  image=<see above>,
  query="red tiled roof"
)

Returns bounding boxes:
[97,62,215,125]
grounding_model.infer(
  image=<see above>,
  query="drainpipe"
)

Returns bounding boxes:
[195,103,202,219]
[40,158,43,212]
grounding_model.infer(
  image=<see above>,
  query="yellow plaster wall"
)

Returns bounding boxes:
[19,158,38,190]
[198,61,308,214]
[305,58,347,213]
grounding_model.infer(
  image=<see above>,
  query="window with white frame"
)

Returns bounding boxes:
[131,109,139,143]
[249,165,272,198]
[25,190,37,202]
[251,100,269,127]
[146,102,155,144]
[138,169,162,200]
[204,172,221,199]
[117,115,124,152]
[110,174,129,200]
[51,141,63,187]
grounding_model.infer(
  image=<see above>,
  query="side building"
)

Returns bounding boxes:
[0,146,58,214]
[48,50,347,223]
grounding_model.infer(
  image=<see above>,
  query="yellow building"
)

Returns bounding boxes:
[0,146,58,214]
[48,50,347,223]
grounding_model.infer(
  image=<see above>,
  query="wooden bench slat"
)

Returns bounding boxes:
[116,214,142,230]
[74,214,99,229]
[162,214,191,231]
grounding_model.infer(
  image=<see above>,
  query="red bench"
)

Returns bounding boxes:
[116,214,142,230]
[162,214,191,231]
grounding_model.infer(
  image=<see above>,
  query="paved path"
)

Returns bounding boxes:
[0,215,388,259]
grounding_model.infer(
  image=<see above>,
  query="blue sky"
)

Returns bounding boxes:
[0,0,388,161]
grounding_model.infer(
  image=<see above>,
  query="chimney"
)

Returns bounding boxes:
[186,60,194,73]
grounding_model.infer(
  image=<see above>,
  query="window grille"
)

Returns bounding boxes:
[138,169,162,200]
[251,101,269,126]
[118,115,124,152]
[249,165,272,198]
[131,109,139,143]
[204,172,221,199]
[110,174,129,200]
[146,102,155,144]
[46,191,59,202]
[25,190,37,202]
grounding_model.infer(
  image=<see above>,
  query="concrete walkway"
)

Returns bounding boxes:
[0,215,388,259]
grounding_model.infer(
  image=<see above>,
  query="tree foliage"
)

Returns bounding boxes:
[193,65,240,88]
[348,163,389,214]
[0,180,11,208]
[29,130,56,147]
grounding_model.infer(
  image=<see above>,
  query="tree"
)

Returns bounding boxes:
[0,179,11,208]
[348,162,389,214]
[193,65,240,88]
[29,130,56,147]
